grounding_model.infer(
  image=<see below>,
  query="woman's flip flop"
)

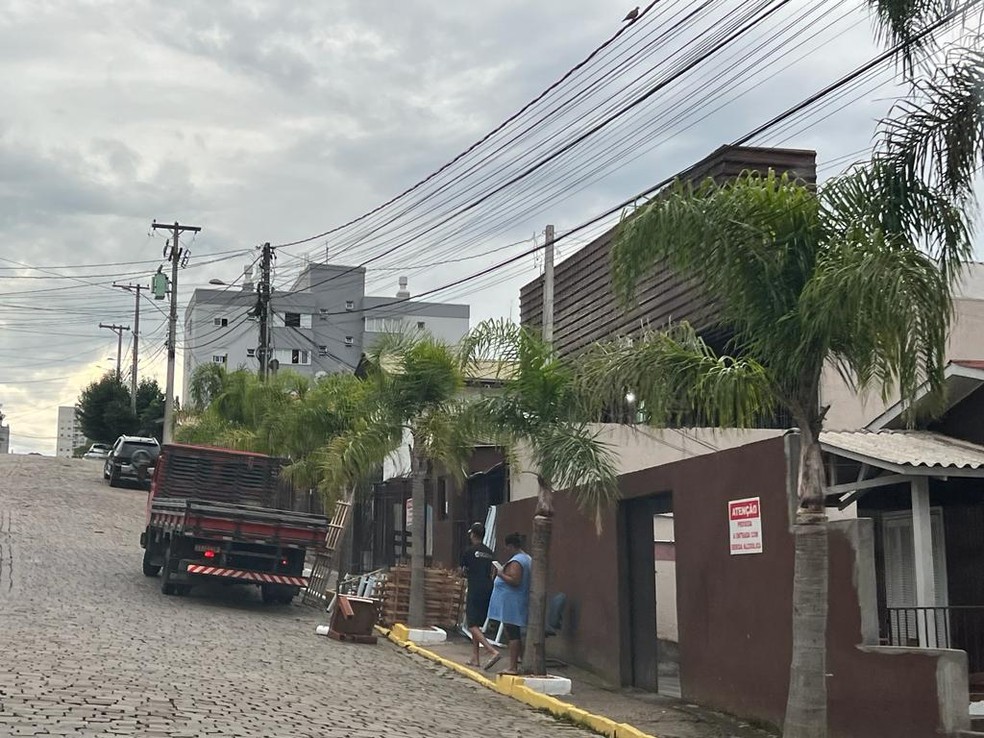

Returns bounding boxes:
[483,653,503,671]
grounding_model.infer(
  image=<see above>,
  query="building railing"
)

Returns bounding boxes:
[884,606,984,673]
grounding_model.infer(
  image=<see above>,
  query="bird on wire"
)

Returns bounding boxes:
[623,6,640,22]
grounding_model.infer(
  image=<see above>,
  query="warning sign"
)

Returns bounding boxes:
[729,497,763,555]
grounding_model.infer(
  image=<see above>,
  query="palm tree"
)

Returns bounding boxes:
[867,3,983,225]
[582,166,971,738]
[333,333,483,627]
[464,319,619,677]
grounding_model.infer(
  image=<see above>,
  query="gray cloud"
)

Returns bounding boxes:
[0,0,975,452]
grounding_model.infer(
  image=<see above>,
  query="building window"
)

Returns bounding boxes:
[211,354,227,364]
[284,312,301,328]
[213,317,228,327]
[246,348,256,358]
[345,336,354,347]
[417,321,425,330]
[345,300,354,311]
[365,317,403,333]
[318,345,329,357]
[291,349,310,365]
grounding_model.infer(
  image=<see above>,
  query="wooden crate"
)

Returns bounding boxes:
[378,566,465,627]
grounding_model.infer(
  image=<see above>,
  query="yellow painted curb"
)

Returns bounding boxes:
[380,623,659,738]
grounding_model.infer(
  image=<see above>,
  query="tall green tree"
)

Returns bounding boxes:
[464,319,619,676]
[583,167,970,738]
[77,373,164,443]
[334,334,481,627]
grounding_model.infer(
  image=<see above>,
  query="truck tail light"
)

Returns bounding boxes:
[280,558,288,566]
[204,550,217,559]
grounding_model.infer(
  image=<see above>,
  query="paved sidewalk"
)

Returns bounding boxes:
[422,633,780,738]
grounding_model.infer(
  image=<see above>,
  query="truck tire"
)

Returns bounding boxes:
[142,547,161,577]
[161,543,178,595]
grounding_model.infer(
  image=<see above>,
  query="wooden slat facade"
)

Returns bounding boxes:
[520,145,818,357]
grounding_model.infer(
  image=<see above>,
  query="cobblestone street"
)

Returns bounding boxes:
[0,455,587,737]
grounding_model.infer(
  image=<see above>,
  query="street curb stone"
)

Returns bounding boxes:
[378,625,660,738]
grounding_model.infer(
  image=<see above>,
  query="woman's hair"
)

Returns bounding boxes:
[504,532,524,548]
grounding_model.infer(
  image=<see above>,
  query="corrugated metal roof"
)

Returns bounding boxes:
[820,430,984,470]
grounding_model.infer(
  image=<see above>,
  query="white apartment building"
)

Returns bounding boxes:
[56,406,86,458]
[0,408,9,454]
[183,263,470,393]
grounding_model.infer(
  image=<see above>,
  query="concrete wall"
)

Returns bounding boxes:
[824,266,984,429]
[653,514,677,643]
[497,436,970,737]
[509,425,784,501]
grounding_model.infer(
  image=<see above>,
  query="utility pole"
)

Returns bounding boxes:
[152,220,201,444]
[254,242,274,381]
[114,282,145,415]
[543,224,555,345]
[99,323,130,381]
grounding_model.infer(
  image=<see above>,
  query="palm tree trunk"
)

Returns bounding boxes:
[783,423,829,738]
[522,476,554,676]
[408,442,427,628]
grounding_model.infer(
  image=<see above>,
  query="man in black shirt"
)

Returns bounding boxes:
[460,522,499,667]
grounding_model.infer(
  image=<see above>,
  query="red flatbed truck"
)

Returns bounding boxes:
[140,443,329,603]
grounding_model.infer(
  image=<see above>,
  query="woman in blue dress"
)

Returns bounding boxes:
[484,532,531,674]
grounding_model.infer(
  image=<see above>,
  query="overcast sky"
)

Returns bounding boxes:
[0,0,975,453]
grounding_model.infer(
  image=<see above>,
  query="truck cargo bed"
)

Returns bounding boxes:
[150,498,329,548]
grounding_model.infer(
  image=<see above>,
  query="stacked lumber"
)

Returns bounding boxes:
[379,566,465,627]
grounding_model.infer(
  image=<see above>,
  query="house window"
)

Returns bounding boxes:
[211,354,227,364]
[345,300,355,311]
[345,336,354,347]
[365,317,403,333]
[284,312,301,328]
[417,321,425,330]
[213,317,228,327]
[290,349,310,365]
[318,344,329,357]
[246,348,256,358]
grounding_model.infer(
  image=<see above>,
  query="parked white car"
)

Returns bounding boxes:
[82,443,111,460]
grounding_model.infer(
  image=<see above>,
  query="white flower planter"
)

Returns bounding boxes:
[521,675,572,696]
[407,626,447,645]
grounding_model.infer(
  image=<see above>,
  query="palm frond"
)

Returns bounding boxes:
[878,45,984,209]
[531,422,620,516]
[866,0,957,68]
[579,323,776,428]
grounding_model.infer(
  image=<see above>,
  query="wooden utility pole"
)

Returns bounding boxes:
[99,323,130,381]
[255,242,274,381]
[543,224,555,344]
[114,282,145,415]
[151,220,201,443]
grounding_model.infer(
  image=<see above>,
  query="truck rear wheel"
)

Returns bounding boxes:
[261,584,294,605]
[161,542,181,595]
[142,548,161,577]
[108,465,120,488]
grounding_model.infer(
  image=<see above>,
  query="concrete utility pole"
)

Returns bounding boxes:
[254,242,274,381]
[152,220,201,444]
[99,323,130,381]
[113,282,145,415]
[543,224,555,345]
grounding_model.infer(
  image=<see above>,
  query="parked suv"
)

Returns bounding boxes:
[104,436,161,488]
